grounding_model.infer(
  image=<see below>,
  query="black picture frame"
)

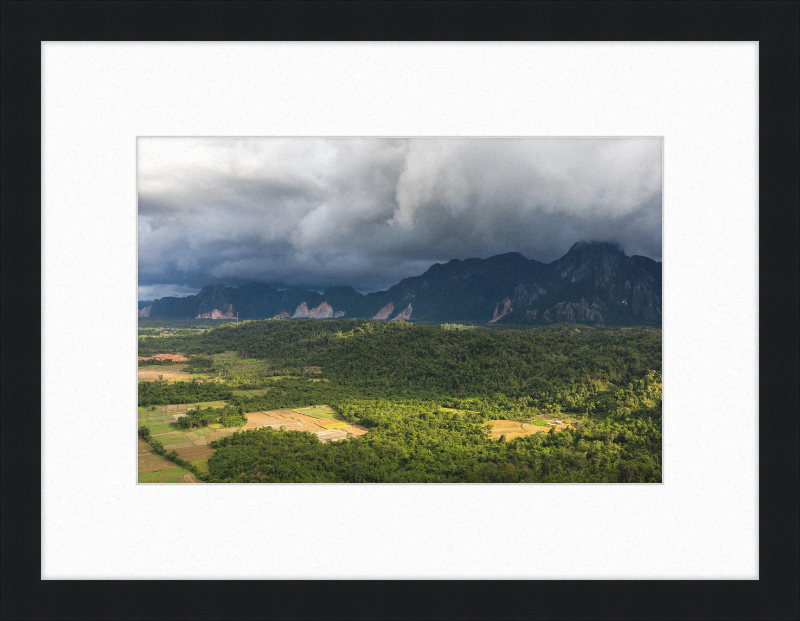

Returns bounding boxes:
[2,2,797,619]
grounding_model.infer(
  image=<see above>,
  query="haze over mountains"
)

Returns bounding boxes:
[138,241,661,327]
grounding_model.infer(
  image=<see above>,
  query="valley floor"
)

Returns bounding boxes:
[137,320,662,483]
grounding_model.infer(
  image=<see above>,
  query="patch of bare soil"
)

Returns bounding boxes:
[542,420,573,432]
[341,423,369,437]
[286,412,332,429]
[260,421,305,429]
[138,354,189,362]
[316,418,368,435]
[138,366,191,382]
[175,446,216,460]
[241,409,369,439]
[521,424,551,434]
[484,420,530,440]
[245,409,298,421]
[483,419,572,441]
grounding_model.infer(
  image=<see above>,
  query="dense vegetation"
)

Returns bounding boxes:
[141,319,659,403]
[173,404,248,429]
[138,318,225,354]
[138,378,232,406]
[138,319,662,483]
[137,358,182,367]
[210,383,661,483]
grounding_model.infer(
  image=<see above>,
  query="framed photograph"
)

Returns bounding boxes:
[135,135,663,484]
[3,2,797,619]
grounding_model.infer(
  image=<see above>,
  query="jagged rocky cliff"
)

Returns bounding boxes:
[196,303,235,320]
[391,303,413,321]
[489,298,512,323]
[291,301,336,319]
[139,241,661,326]
[372,302,394,320]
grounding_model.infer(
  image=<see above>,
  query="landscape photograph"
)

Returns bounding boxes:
[137,136,663,483]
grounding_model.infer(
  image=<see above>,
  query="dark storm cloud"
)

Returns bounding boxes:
[138,137,662,298]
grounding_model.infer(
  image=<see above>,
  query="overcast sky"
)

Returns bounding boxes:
[138,137,662,300]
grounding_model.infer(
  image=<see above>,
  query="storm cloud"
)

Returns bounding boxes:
[138,137,662,299]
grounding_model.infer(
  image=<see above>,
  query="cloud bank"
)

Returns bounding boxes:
[138,137,662,298]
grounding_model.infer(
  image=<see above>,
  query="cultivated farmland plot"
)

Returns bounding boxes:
[138,395,369,482]
[243,409,369,441]
[141,396,562,481]
[137,365,191,382]
[484,419,572,441]
[139,403,254,482]
[292,405,337,419]
[261,421,304,429]
[138,452,180,474]
[174,446,216,461]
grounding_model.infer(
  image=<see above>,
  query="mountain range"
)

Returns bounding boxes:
[138,241,662,327]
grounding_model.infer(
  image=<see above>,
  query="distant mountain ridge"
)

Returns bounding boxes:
[139,242,661,326]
